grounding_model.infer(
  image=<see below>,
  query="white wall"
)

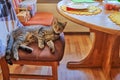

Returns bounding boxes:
[37,3,90,32]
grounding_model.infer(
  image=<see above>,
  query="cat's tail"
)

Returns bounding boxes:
[5,34,14,65]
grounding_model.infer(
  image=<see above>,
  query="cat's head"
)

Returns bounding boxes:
[52,19,67,34]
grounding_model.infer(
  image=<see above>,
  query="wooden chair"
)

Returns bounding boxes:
[0,0,65,80]
[0,33,65,80]
[12,0,54,26]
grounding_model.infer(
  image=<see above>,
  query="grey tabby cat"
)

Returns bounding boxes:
[5,19,67,65]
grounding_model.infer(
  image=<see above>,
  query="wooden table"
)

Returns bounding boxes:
[57,1,120,79]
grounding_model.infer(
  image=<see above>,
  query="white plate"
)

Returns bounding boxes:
[67,3,89,9]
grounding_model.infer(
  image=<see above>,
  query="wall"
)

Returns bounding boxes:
[37,3,90,32]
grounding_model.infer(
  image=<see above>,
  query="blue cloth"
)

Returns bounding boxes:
[0,40,6,58]
[0,0,23,58]
[0,0,23,27]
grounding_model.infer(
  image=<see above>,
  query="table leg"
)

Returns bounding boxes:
[111,37,120,68]
[67,29,118,79]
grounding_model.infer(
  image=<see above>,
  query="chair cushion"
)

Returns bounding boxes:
[18,33,65,61]
[23,12,54,26]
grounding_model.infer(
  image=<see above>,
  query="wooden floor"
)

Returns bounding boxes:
[0,33,120,80]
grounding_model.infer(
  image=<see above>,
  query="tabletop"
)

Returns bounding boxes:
[57,1,120,35]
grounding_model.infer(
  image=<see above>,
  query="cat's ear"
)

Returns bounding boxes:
[63,22,67,27]
[62,22,67,30]
[52,18,58,26]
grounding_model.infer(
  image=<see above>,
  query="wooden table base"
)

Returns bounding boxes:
[67,29,120,79]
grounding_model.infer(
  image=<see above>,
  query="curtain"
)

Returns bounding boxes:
[0,0,23,58]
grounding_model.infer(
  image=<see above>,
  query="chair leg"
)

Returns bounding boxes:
[52,62,58,80]
[0,58,10,80]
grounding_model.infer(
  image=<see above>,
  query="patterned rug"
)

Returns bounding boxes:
[61,5,102,15]
[109,12,120,25]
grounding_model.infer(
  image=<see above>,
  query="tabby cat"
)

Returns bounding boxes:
[5,19,67,65]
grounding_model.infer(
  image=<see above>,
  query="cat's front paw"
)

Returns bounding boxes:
[46,41,55,53]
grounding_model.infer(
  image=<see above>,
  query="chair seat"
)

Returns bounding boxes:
[23,12,54,26]
[18,33,65,61]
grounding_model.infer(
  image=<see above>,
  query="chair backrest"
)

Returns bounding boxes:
[12,0,21,13]
[12,0,37,16]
